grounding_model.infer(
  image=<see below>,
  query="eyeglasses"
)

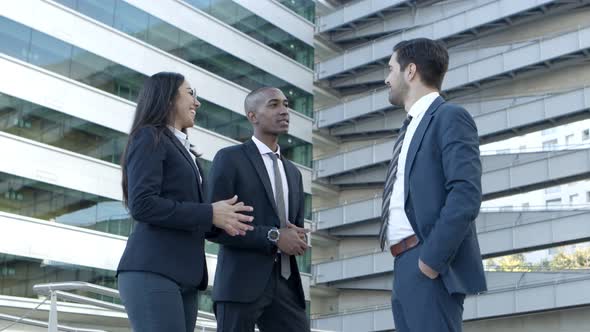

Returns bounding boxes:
[187,87,197,102]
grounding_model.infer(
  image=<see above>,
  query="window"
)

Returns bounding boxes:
[304,193,312,220]
[522,202,530,210]
[296,248,311,274]
[569,194,579,204]
[583,129,590,141]
[276,0,315,22]
[587,192,590,202]
[0,172,132,237]
[0,253,117,302]
[0,92,126,164]
[565,134,575,145]
[545,198,562,207]
[0,17,313,166]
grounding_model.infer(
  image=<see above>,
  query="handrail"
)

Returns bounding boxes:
[31,282,331,331]
[33,281,217,321]
[31,281,219,331]
[34,282,120,300]
[314,194,590,214]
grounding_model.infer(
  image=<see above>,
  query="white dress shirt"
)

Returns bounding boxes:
[168,126,202,183]
[387,92,440,247]
[252,136,289,219]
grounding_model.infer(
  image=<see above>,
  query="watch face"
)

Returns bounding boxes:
[269,229,279,241]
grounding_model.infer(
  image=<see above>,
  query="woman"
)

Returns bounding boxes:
[117,72,254,331]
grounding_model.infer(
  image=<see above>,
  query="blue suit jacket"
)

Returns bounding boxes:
[206,139,306,308]
[117,126,213,289]
[404,97,487,295]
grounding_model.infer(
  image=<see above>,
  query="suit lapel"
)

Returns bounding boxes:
[243,140,280,219]
[163,130,203,198]
[281,155,298,225]
[404,96,445,203]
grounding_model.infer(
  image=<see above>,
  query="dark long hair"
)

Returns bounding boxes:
[121,72,185,207]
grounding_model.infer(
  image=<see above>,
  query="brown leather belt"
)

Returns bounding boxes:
[390,234,419,257]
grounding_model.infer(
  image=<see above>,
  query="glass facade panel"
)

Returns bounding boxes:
[0,18,30,62]
[0,253,215,311]
[296,248,311,274]
[29,30,72,77]
[205,240,220,255]
[277,0,315,22]
[198,288,214,313]
[0,253,118,303]
[185,0,313,68]
[146,15,181,53]
[0,17,311,166]
[304,193,312,221]
[114,0,149,40]
[0,172,132,237]
[0,92,127,164]
[78,0,116,27]
[54,0,313,117]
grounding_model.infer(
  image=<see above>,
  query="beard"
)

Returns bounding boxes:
[387,81,408,107]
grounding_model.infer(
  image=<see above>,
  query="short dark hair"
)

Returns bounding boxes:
[393,38,449,90]
[244,86,278,115]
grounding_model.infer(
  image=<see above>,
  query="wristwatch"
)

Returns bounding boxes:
[267,227,280,244]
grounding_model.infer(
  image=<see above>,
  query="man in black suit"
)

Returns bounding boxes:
[207,87,311,332]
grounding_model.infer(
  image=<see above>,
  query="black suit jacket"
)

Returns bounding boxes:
[207,139,306,308]
[117,126,212,289]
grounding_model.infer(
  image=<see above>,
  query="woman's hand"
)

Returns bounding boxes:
[212,195,254,236]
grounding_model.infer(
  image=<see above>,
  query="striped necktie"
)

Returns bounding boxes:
[379,115,413,251]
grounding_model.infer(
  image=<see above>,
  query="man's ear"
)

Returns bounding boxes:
[246,110,257,124]
[406,63,417,81]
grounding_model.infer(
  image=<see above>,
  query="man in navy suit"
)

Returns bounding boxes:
[207,87,311,331]
[379,38,487,331]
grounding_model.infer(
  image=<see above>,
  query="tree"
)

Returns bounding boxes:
[486,253,532,272]
[548,247,590,270]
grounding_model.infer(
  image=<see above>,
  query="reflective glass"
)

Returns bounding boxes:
[0,253,214,311]
[185,0,314,68]
[0,172,132,236]
[0,17,312,166]
[0,92,127,164]
[54,0,313,116]
[0,253,118,303]
[277,0,315,22]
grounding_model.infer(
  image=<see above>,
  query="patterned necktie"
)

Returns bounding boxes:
[267,153,291,279]
[379,115,413,251]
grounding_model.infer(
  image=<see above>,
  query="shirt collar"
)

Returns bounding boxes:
[408,92,440,119]
[251,135,281,158]
[168,126,191,149]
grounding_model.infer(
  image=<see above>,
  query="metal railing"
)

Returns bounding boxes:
[0,281,331,332]
[27,281,217,332]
